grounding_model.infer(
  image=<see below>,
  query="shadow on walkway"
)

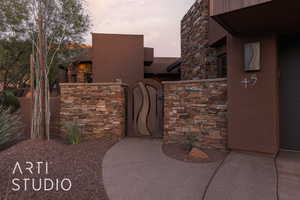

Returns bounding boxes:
[277,151,300,200]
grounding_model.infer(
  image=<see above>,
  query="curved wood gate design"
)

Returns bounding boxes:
[128,79,163,138]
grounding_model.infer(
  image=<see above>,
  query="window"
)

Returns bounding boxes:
[85,73,93,83]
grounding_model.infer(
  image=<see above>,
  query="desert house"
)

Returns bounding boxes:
[21,0,300,154]
[64,33,181,84]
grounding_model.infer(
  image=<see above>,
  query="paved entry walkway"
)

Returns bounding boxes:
[103,138,278,200]
[204,152,277,200]
[277,151,300,200]
[103,138,223,200]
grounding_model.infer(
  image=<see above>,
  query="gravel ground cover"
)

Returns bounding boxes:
[0,138,116,200]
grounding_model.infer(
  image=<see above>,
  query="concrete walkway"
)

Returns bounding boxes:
[204,152,277,200]
[103,138,278,200]
[103,138,223,200]
[277,151,300,200]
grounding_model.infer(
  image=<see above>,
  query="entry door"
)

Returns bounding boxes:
[129,79,163,138]
[280,37,300,151]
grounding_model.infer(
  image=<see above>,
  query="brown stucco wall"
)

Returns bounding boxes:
[210,0,272,16]
[144,47,154,63]
[227,35,279,154]
[163,79,228,150]
[208,18,227,45]
[92,33,144,85]
[60,83,127,140]
[19,97,61,138]
[181,0,218,80]
[19,98,32,137]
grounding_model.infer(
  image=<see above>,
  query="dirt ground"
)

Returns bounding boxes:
[0,138,116,200]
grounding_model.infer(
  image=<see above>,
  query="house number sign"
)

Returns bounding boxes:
[241,74,258,88]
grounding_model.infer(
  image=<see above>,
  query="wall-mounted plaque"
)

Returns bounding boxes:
[244,42,261,72]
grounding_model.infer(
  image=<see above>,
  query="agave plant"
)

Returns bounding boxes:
[0,106,23,147]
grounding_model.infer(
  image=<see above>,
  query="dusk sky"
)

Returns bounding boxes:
[86,0,195,57]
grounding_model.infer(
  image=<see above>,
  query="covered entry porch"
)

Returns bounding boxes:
[211,0,300,154]
[227,34,300,153]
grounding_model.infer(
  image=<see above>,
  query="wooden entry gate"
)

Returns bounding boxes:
[127,79,163,138]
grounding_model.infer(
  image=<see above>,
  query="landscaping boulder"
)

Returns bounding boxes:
[189,148,209,159]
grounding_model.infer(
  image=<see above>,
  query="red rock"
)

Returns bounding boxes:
[189,148,209,159]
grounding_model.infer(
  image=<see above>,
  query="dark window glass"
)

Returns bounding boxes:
[85,73,93,83]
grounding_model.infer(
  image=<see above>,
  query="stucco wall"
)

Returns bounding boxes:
[19,97,60,138]
[60,83,127,140]
[181,0,218,80]
[227,35,279,154]
[163,79,228,150]
[92,33,144,85]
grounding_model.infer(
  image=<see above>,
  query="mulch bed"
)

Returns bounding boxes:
[0,137,116,200]
[162,143,228,163]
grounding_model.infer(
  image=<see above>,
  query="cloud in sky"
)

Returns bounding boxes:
[85,0,195,57]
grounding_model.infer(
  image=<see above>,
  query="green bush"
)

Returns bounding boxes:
[0,91,20,112]
[0,106,23,147]
[185,134,198,152]
[64,121,81,144]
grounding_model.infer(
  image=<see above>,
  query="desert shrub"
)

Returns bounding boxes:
[0,90,20,112]
[64,121,82,144]
[0,106,23,147]
[185,133,198,151]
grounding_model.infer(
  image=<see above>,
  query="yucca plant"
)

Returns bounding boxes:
[0,106,23,147]
[64,121,82,144]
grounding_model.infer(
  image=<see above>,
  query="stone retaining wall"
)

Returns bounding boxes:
[60,83,127,140]
[163,79,227,150]
[181,0,218,80]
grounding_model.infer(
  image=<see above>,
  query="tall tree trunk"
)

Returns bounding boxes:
[31,0,49,140]
[45,77,50,139]
[38,1,46,139]
[30,54,35,138]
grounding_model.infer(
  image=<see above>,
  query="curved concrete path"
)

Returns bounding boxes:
[103,138,278,200]
[204,152,277,200]
[103,138,222,200]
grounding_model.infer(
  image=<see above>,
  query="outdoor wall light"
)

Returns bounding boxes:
[244,42,261,72]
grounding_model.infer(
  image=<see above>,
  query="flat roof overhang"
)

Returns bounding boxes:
[212,0,300,36]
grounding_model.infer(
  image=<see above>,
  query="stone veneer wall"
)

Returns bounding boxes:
[60,83,127,140]
[163,79,227,150]
[181,0,218,80]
